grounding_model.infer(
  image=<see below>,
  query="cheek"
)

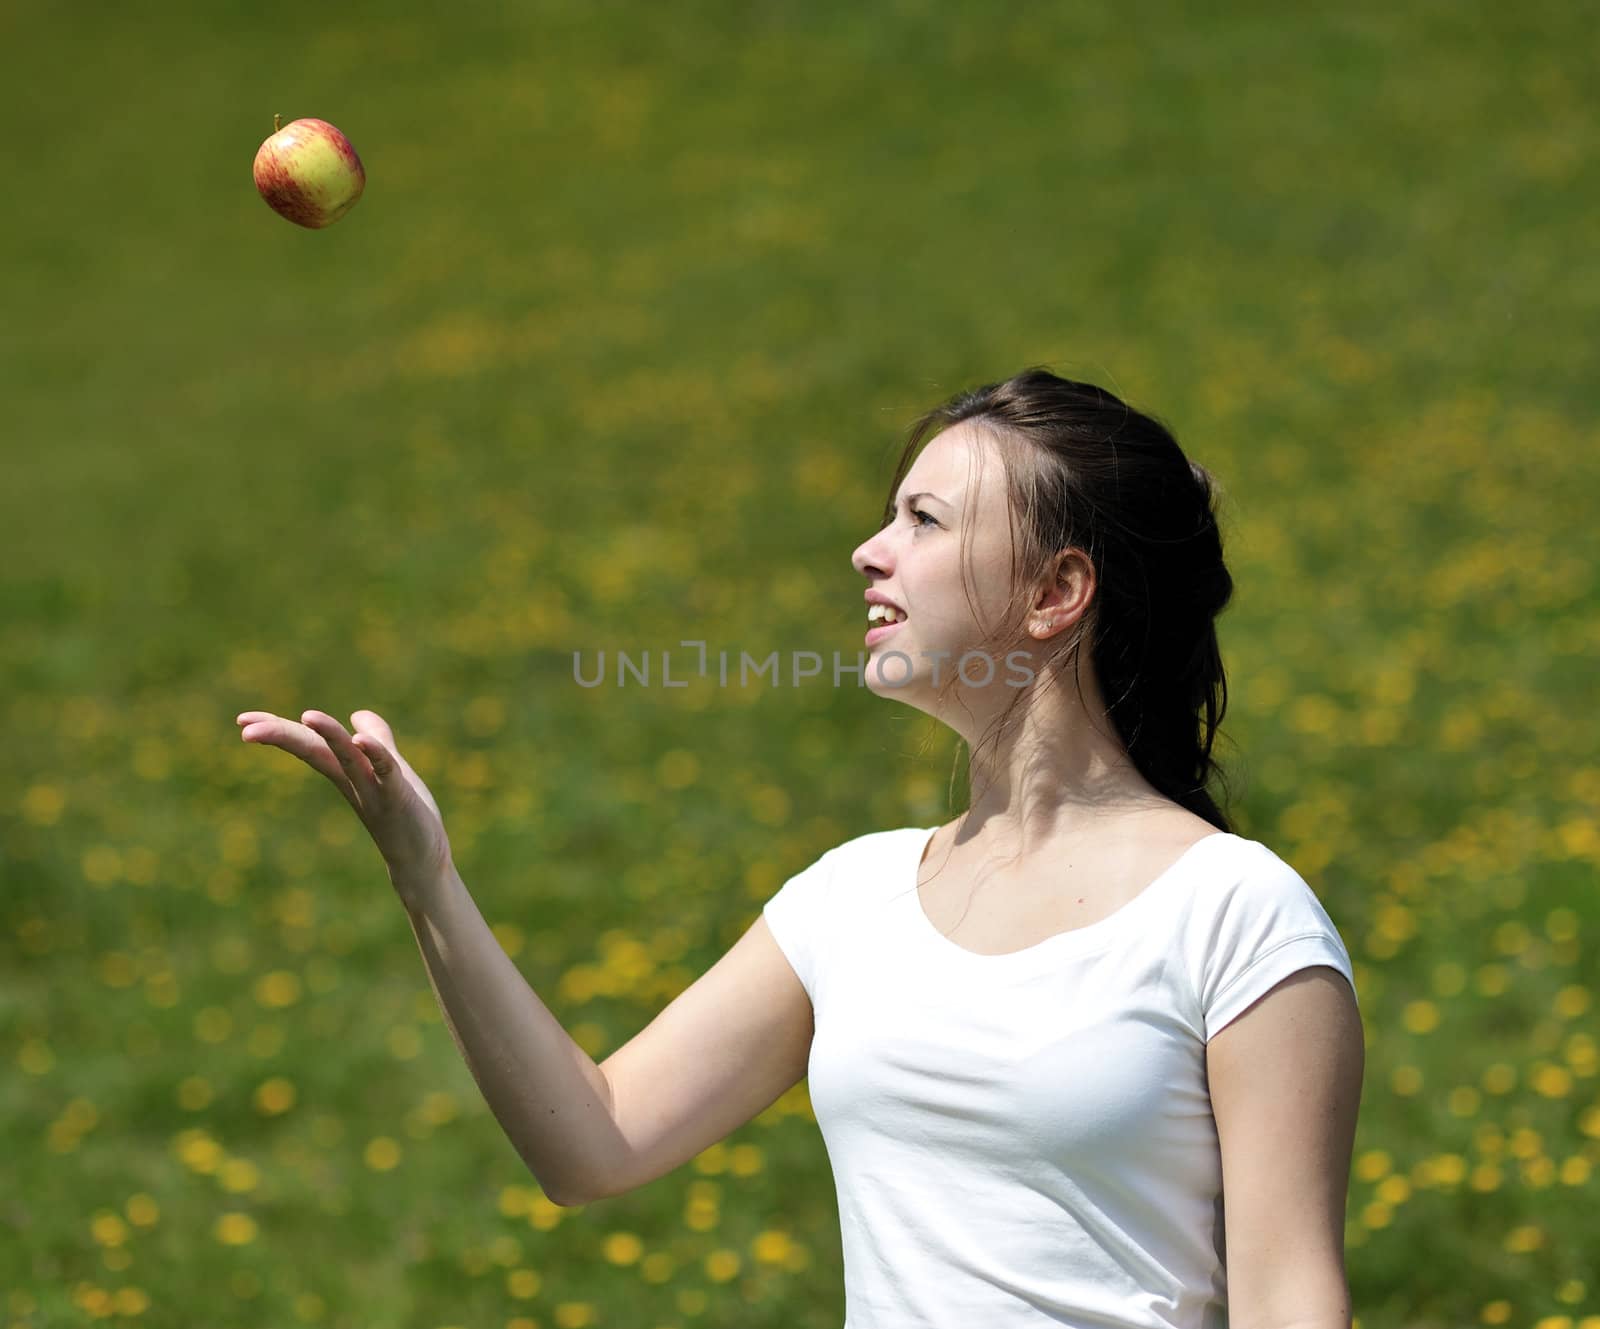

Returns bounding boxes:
[954,558,1017,628]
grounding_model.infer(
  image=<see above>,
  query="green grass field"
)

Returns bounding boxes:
[3,2,1597,1325]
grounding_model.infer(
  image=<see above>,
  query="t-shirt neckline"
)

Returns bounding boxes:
[905,823,1234,968]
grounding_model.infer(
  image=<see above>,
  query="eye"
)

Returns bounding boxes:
[908,505,938,529]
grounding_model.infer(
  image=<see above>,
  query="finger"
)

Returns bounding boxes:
[300,706,376,780]
[238,714,314,749]
[237,710,288,740]
[238,710,364,813]
[352,709,426,785]
[353,712,442,817]
[350,712,399,776]
[304,713,385,815]
[273,709,362,808]
[237,714,328,766]
[351,709,396,747]
[351,731,396,781]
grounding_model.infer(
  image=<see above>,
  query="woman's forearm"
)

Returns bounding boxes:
[402,863,623,1205]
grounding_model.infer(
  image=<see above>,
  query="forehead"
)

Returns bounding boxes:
[899,421,1004,509]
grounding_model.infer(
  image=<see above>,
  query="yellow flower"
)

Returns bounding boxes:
[506,1269,541,1299]
[602,1231,644,1265]
[82,846,122,886]
[21,783,66,825]
[254,970,303,1009]
[705,1249,741,1282]
[498,1185,535,1218]
[528,1194,565,1230]
[729,1144,764,1176]
[219,1158,261,1194]
[177,1133,223,1174]
[693,1142,728,1174]
[640,1251,676,1283]
[418,1091,459,1125]
[752,1230,794,1264]
[1508,1128,1543,1160]
[656,748,701,789]
[364,1137,402,1171]
[1288,695,1340,735]
[388,1025,423,1060]
[18,1037,54,1076]
[194,1007,233,1044]
[491,922,526,958]
[90,1212,129,1247]
[1402,1000,1440,1034]
[1503,1224,1543,1253]
[1426,1154,1467,1186]
[125,1194,161,1227]
[254,1077,297,1115]
[215,1212,259,1245]
[1375,1176,1411,1205]
[1554,985,1590,1018]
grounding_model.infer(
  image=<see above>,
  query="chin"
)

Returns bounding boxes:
[865,651,925,696]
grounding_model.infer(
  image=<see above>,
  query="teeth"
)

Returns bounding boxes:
[867,604,905,625]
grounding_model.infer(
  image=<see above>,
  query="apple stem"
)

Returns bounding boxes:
[274,113,282,133]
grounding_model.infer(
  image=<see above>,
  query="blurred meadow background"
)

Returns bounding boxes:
[3,1,1597,1326]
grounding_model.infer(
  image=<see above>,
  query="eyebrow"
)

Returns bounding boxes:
[900,490,954,511]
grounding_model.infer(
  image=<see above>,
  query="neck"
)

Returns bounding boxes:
[954,674,1171,853]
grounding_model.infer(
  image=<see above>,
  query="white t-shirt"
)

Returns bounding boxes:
[762,825,1358,1329]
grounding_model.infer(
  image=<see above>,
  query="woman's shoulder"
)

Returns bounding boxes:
[782,823,935,881]
[1182,828,1333,915]
[1135,807,1289,873]
[824,822,939,863]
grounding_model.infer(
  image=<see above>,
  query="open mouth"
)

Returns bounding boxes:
[865,610,907,644]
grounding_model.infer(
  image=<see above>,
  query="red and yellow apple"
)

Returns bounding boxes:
[253,116,365,229]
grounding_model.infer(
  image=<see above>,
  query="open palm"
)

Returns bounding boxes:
[235,707,455,907]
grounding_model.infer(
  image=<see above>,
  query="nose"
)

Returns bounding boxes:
[851,528,891,581]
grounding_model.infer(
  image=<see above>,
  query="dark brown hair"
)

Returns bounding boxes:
[883,366,1236,832]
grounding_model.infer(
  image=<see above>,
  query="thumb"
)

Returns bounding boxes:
[352,709,398,747]
[353,710,429,793]
[352,731,395,777]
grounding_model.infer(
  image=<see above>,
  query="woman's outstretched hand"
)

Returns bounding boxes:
[235,708,456,910]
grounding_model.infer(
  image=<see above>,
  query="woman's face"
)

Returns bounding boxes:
[850,421,1023,697]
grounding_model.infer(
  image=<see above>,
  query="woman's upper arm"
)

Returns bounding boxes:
[586,912,815,1203]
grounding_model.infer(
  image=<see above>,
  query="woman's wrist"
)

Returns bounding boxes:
[392,857,463,918]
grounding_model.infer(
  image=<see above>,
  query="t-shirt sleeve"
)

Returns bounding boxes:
[1193,845,1359,1042]
[761,844,839,1003]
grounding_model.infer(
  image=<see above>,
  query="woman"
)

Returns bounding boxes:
[237,367,1364,1329]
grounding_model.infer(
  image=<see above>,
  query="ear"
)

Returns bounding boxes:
[1027,548,1095,639]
